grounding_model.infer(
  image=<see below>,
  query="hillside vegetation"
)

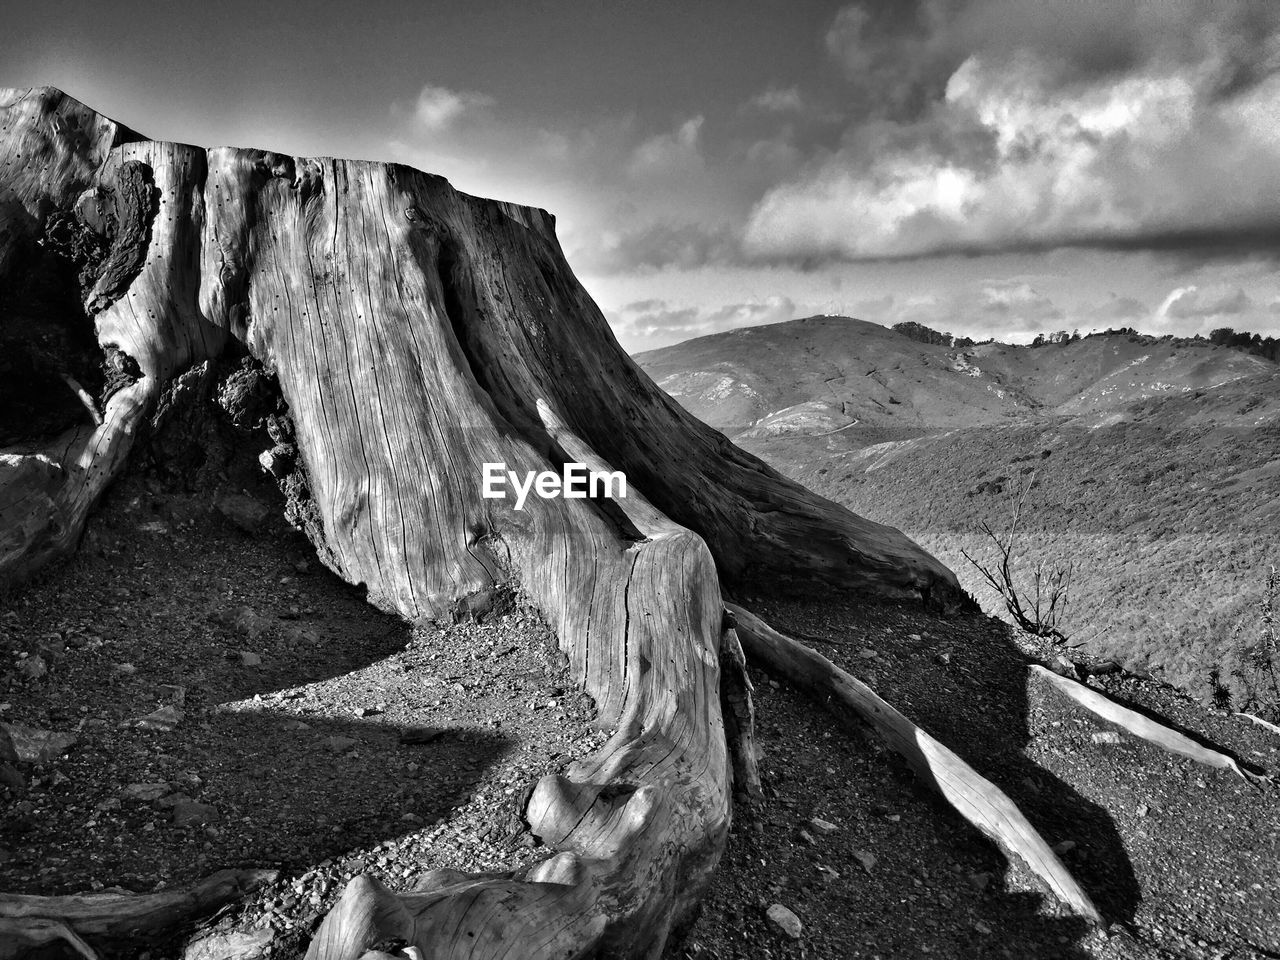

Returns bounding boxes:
[638,321,1280,712]
[636,317,1273,438]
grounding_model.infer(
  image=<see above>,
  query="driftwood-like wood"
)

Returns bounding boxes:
[0,868,276,960]
[1031,666,1270,786]
[728,604,1103,925]
[1,86,967,958]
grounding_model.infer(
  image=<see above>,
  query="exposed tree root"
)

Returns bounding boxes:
[1030,666,1270,787]
[728,603,1104,925]
[1233,711,1280,737]
[720,621,763,802]
[0,86,966,959]
[0,868,276,960]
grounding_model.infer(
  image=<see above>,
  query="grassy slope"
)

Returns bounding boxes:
[761,375,1280,711]
[638,324,1280,712]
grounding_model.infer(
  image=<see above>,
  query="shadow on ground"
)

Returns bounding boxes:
[0,470,522,897]
[672,595,1141,960]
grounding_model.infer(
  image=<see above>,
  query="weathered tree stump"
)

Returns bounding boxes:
[0,87,1100,959]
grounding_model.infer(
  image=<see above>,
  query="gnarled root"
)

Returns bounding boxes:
[727,603,1103,925]
[1233,711,1280,737]
[0,868,276,960]
[1031,665,1271,787]
[720,621,763,803]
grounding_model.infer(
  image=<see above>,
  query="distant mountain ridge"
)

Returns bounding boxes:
[635,316,1276,442]
[636,315,1280,712]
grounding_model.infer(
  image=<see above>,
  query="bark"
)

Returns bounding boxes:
[0,869,276,960]
[1,86,968,958]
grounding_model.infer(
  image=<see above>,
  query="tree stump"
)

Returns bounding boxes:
[0,86,1015,960]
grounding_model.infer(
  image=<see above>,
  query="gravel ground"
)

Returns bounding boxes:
[0,471,604,959]
[670,597,1280,960]
[3,475,1278,960]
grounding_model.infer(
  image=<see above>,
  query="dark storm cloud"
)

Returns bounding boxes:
[568,221,739,275]
[825,0,1280,112]
[744,0,1280,264]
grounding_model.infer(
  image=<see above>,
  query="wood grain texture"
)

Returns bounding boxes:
[0,86,964,957]
[0,868,275,960]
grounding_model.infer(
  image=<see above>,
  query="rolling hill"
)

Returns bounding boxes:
[637,319,1280,712]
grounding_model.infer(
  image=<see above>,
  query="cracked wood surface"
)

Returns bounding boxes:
[0,86,963,958]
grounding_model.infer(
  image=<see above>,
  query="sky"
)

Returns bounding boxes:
[5,0,1280,352]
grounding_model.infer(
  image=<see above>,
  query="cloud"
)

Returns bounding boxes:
[609,295,796,350]
[1160,284,1252,319]
[746,86,807,114]
[1141,282,1280,336]
[742,1,1280,263]
[1086,293,1149,324]
[411,84,495,131]
[569,220,738,275]
[628,116,705,177]
[845,281,1073,342]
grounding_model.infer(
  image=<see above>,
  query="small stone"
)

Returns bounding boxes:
[182,927,276,960]
[325,736,358,753]
[238,651,262,668]
[797,829,815,845]
[1091,731,1122,744]
[1,723,77,763]
[172,799,220,827]
[969,871,991,891]
[17,656,48,680]
[935,651,952,665]
[858,648,877,659]
[122,782,172,802]
[1053,840,1077,855]
[766,903,803,939]
[279,719,311,731]
[0,763,26,791]
[973,921,992,935]
[216,493,271,534]
[114,662,137,676]
[809,817,838,834]
[134,706,184,732]
[852,850,877,873]
[156,684,187,704]
[1136,804,1149,817]
[354,705,382,718]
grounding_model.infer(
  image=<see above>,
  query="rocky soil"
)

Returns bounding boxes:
[3,474,1278,960]
[670,598,1280,960]
[0,471,604,959]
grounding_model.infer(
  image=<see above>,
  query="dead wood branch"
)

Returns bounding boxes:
[0,868,276,960]
[960,472,1073,643]
[728,603,1102,924]
[1030,665,1270,786]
